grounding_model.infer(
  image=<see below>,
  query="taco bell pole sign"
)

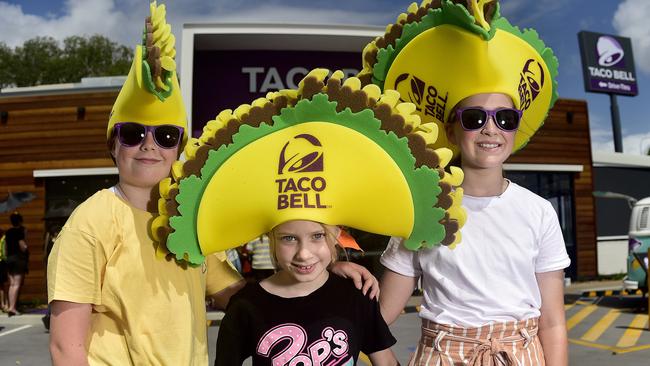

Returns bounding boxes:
[578,31,638,96]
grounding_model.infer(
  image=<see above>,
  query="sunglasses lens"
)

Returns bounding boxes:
[495,109,520,131]
[460,109,488,130]
[118,123,146,146]
[154,125,182,148]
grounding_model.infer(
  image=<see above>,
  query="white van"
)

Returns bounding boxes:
[622,197,650,294]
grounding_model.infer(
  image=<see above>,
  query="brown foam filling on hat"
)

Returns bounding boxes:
[144,17,162,80]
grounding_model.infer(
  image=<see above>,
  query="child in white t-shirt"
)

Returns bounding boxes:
[354,1,570,364]
[380,93,570,366]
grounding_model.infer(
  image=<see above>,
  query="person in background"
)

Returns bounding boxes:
[246,235,275,282]
[226,247,243,274]
[0,229,9,313]
[5,212,28,317]
[41,224,61,330]
[238,244,254,281]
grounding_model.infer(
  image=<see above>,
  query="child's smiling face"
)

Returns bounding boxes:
[271,220,338,287]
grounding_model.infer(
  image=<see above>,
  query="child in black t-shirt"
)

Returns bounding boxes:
[216,220,398,366]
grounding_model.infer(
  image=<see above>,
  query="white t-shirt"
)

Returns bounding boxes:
[380,182,571,327]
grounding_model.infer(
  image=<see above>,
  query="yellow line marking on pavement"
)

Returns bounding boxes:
[567,304,597,330]
[564,304,575,311]
[613,343,650,354]
[575,300,593,306]
[616,314,649,348]
[569,338,614,351]
[572,338,650,355]
[581,309,621,342]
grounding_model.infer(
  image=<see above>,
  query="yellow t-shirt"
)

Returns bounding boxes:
[47,189,241,365]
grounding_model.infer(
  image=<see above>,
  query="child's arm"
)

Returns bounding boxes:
[379,269,417,325]
[368,349,400,366]
[536,269,568,366]
[207,280,245,310]
[330,261,380,299]
[205,253,246,310]
[49,301,91,366]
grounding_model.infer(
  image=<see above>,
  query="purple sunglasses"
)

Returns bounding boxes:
[114,122,184,149]
[455,107,522,132]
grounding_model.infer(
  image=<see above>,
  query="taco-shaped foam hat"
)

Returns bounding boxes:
[107,1,187,146]
[151,69,467,265]
[358,0,559,156]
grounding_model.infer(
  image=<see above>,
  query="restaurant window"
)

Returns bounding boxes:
[44,175,118,230]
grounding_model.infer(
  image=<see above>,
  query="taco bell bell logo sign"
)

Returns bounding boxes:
[578,31,638,96]
[597,36,625,67]
[276,134,328,210]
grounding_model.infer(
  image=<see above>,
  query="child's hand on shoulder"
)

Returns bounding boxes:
[330,262,379,299]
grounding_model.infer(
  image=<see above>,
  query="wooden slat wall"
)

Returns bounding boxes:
[0,91,117,302]
[508,99,597,278]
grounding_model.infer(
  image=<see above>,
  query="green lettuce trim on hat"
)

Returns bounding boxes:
[166,93,446,265]
[141,52,174,102]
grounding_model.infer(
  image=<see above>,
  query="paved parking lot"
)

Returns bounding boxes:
[566,294,649,355]
[1,293,648,365]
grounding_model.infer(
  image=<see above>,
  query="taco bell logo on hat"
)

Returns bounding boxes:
[393,73,448,123]
[277,134,324,174]
[517,59,545,112]
[597,36,625,68]
[276,134,328,210]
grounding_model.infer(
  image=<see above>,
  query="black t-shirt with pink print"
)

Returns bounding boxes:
[215,273,396,365]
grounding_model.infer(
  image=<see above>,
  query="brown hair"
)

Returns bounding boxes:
[107,130,118,164]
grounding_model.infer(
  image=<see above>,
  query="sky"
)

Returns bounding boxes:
[1,0,649,155]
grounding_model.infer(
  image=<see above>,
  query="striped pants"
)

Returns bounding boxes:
[408,318,545,366]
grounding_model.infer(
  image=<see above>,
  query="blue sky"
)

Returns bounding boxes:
[2,0,649,154]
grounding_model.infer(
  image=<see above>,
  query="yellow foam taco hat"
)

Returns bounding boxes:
[358,0,559,156]
[107,1,187,146]
[152,69,467,265]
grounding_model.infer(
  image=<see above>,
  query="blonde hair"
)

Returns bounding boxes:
[267,222,340,270]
